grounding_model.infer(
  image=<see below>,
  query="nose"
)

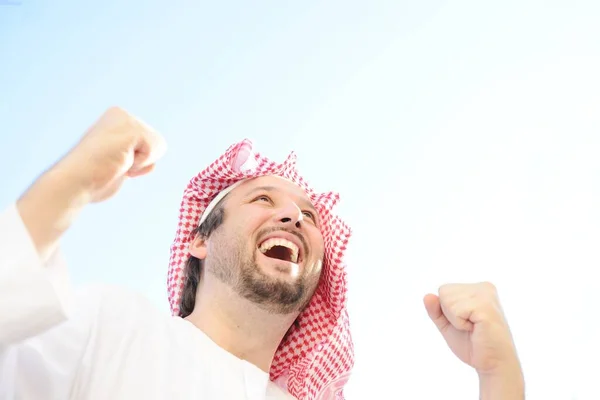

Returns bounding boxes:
[275,201,303,229]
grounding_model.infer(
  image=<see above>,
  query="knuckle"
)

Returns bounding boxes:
[437,284,446,295]
[438,283,452,295]
[483,280,496,289]
[106,105,126,114]
[480,281,497,294]
[104,106,132,124]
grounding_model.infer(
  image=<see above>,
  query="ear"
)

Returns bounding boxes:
[189,235,208,260]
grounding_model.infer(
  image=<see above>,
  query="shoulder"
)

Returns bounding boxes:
[68,283,177,348]
[72,283,169,324]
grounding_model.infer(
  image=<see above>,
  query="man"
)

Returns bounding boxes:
[0,107,524,399]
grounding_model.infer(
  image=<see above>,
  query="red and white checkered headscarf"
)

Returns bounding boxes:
[168,139,354,399]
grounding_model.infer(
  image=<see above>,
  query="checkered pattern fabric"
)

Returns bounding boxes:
[167,139,354,399]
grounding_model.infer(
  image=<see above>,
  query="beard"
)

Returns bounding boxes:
[205,229,320,315]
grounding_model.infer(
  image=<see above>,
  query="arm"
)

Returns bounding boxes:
[2,105,164,343]
[0,196,75,345]
[17,105,165,263]
[16,158,91,263]
[479,365,525,400]
[0,106,166,396]
[424,283,525,400]
[0,203,96,398]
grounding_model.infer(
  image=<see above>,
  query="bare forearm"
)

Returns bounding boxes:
[12,107,163,263]
[479,367,525,400]
[16,158,91,261]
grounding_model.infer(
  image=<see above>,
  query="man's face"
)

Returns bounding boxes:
[198,175,325,315]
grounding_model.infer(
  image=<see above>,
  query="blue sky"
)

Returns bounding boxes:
[1,1,600,398]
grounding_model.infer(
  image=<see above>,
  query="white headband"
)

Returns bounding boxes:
[198,179,245,226]
[197,173,305,227]
[198,148,260,226]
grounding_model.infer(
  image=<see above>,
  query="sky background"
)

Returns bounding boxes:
[1,1,600,398]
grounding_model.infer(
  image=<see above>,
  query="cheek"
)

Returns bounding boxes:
[306,259,324,289]
[310,231,325,259]
[306,253,324,281]
[236,213,267,236]
[314,259,324,275]
[308,238,325,276]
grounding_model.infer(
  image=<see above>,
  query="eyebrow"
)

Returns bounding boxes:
[245,185,317,214]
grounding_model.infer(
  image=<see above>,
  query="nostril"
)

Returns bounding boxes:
[281,217,292,223]
[295,221,300,228]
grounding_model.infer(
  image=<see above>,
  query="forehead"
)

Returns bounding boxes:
[231,175,314,206]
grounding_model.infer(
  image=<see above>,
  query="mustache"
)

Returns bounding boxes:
[257,226,309,257]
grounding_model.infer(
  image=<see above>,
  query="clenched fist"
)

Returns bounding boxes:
[60,106,167,203]
[17,106,167,260]
[424,282,521,376]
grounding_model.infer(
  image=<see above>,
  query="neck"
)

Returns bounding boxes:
[184,275,298,373]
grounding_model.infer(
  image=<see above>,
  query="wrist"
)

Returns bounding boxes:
[54,151,98,197]
[478,364,524,400]
[17,159,92,260]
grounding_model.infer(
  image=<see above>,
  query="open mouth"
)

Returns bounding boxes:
[258,238,300,264]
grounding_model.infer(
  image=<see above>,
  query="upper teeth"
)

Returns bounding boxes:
[259,238,299,263]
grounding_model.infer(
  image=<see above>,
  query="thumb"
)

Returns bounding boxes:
[127,163,155,178]
[128,120,167,173]
[129,137,166,173]
[423,294,451,333]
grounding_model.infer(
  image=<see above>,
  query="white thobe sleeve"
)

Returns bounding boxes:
[0,203,96,399]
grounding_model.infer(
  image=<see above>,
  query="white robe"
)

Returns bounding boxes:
[0,204,295,400]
